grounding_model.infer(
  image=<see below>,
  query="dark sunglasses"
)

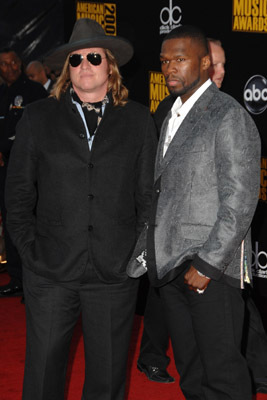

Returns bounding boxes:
[69,52,105,67]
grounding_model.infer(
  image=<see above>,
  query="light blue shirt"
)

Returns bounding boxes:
[71,98,107,150]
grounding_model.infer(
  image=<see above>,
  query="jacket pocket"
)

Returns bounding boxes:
[181,223,212,242]
[37,213,63,226]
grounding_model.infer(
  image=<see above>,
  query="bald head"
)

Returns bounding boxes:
[208,39,226,88]
[26,60,48,86]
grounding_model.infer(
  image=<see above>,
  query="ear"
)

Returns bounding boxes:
[202,55,211,70]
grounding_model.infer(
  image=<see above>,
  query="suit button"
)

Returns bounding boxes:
[79,133,86,139]
[88,163,94,168]
[88,194,94,200]
[156,189,160,193]
[88,225,93,231]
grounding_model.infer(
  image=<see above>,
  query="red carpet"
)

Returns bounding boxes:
[0,271,267,400]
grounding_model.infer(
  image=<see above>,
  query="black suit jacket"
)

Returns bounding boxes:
[5,89,157,283]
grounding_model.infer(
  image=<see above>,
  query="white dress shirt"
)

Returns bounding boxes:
[163,79,212,156]
[43,79,51,91]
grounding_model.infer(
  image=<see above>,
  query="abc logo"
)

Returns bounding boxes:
[252,242,267,271]
[243,75,267,115]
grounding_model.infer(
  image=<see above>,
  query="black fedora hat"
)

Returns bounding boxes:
[46,18,134,67]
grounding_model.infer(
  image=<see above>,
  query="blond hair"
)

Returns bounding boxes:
[50,49,128,106]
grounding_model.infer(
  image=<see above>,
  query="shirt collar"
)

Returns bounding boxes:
[171,78,212,118]
[43,79,51,90]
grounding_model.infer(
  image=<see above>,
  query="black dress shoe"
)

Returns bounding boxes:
[137,361,175,383]
[0,280,23,297]
[254,377,267,394]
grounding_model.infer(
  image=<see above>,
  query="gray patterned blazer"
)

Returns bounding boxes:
[151,82,261,288]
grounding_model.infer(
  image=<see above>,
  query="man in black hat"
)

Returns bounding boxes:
[0,48,47,297]
[5,18,157,400]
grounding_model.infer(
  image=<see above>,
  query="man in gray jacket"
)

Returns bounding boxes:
[142,25,260,399]
[138,35,267,394]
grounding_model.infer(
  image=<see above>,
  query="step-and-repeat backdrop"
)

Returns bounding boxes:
[1,0,267,322]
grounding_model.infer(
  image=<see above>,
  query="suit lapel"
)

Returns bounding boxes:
[155,83,217,181]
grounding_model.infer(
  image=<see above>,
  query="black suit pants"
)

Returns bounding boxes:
[139,282,267,386]
[138,284,170,369]
[0,166,22,281]
[22,265,139,400]
[159,271,252,400]
[243,290,267,382]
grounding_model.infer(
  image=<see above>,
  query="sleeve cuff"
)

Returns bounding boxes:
[193,254,224,281]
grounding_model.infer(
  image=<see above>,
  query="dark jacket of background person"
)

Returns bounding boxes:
[0,72,47,160]
[0,70,47,286]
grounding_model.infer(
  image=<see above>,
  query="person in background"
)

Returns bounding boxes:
[26,60,55,93]
[5,18,157,400]
[207,38,225,89]
[43,62,61,82]
[129,24,260,399]
[0,48,47,299]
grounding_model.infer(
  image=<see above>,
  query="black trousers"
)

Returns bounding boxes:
[138,284,170,369]
[243,291,267,381]
[22,265,139,400]
[158,272,252,400]
[0,167,22,281]
[139,282,267,385]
